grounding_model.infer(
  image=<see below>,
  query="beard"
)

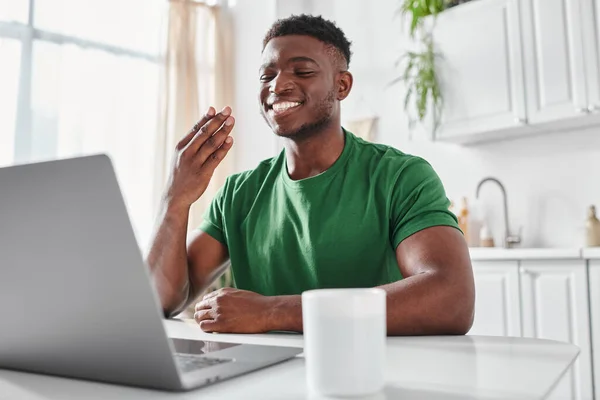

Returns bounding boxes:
[261,89,336,140]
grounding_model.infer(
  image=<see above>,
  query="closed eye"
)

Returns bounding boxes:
[296,71,315,77]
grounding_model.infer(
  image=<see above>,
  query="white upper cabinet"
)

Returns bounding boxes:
[581,0,600,114]
[434,0,527,141]
[520,0,589,124]
[429,0,600,144]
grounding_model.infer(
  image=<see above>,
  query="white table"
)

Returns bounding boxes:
[0,319,580,400]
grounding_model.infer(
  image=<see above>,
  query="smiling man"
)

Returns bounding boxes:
[147,14,475,336]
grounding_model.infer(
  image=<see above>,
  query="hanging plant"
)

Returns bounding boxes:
[392,0,449,135]
[399,0,448,38]
[391,36,443,132]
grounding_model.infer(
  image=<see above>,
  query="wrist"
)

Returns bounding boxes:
[162,196,191,215]
[264,295,303,332]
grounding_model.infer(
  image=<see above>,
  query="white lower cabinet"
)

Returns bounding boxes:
[470,261,522,337]
[470,259,594,399]
[588,260,600,399]
[520,260,593,399]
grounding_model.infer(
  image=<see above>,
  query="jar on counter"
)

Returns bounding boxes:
[586,205,600,247]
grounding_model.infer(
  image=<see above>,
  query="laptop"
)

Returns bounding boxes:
[0,154,302,391]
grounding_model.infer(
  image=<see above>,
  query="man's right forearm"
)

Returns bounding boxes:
[146,199,192,316]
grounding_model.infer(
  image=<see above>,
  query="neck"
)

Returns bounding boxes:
[283,122,345,181]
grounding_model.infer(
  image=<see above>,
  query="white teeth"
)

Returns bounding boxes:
[272,101,302,112]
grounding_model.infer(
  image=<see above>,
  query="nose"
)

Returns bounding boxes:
[270,72,294,94]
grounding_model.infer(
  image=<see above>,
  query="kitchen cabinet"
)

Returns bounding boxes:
[433,0,528,142]
[520,0,588,125]
[469,261,522,337]
[587,260,600,399]
[519,260,593,400]
[581,0,600,115]
[429,0,600,144]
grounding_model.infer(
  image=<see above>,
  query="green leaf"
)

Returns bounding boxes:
[403,59,415,80]
[388,76,405,87]
[404,86,413,111]
[410,15,420,36]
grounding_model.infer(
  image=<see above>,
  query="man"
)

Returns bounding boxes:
[147,14,475,336]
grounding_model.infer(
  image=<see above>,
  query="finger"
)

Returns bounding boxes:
[199,136,234,174]
[203,287,233,301]
[194,300,212,312]
[186,106,232,153]
[195,116,235,165]
[201,290,222,302]
[176,107,216,150]
[199,319,221,333]
[194,309,213,323]
[195,295,218,310]
[196,290,225,309]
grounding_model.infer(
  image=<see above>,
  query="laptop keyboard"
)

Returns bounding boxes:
[174,353,234,374]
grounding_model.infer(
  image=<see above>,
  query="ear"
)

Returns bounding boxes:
[337,71,353,101]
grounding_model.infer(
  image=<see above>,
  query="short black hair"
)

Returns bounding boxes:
[262,14,352,68]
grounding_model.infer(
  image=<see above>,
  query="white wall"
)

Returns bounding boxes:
[230,0,278,173]
[230,0,311,173]
[230,0,600,248]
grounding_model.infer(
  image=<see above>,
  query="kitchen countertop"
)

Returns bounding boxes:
[469,247,584,261]
[581,247,600,259]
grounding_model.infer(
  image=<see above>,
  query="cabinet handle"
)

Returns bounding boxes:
[576,107,590,114]
[514,117,528,125]
[520,267,539,277]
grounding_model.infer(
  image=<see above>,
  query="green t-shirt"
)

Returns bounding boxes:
[199,130,459,296]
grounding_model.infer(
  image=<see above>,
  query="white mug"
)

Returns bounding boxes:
[302,288,387,397]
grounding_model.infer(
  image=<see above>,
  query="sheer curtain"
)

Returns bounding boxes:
[154,0,235,238]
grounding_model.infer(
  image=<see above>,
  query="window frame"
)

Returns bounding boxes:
[0,0,159,163]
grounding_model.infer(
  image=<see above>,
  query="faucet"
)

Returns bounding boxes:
[475,177,521,248]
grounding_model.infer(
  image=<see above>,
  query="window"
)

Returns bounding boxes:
[33,0,162,54]
[0,0,28,23]
[0,38,21,166]
[0,0,164,248]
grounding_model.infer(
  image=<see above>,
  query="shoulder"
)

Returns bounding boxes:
[221,153,283,197]
[348,132,435,181]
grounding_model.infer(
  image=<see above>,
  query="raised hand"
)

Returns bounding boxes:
[164,106,235,209]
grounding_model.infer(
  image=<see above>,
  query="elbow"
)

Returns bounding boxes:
[439,307,473,336]
[161,302,180,319]
[162,299,188,320]
[162,289,192,319]
[151,274,192,319]
[446,288,475,335]
[449,309,474,335]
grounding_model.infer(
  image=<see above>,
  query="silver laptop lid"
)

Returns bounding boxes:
[0,154,181,390]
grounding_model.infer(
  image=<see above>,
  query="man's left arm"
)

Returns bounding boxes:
[262,225,475,335]
[380,225,475,335]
